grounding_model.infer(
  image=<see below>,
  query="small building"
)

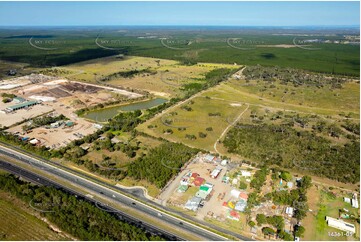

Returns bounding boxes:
[235,199,247,212]
[80,143,91,151]
[232,178,238,186]
[180,177,189,186]
[204,182,214,188]
[185,196,202,211]
[344,197,351,203]
[13,97,26,103]
[287,182,294,189]
[351,198,359,208]
[65,121,74,127]
[240,170,252,177]
[231,189,241,198]
[29,138,40,145]
[191,172,199,179]
[210,166,222,179]
[50,121,63,128]
[94,123,103,129]
[221,159,228,166]
[285,207,294,217]
[199,185,211,193]
[239,192,248,200]
[205,154,215,162]
[325,216,355,233]
[194,177,205,186]
[177,185,188,193]
[227,210,240,221]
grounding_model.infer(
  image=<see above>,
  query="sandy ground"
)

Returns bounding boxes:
[0,104,53,127]
[8,120,96,149]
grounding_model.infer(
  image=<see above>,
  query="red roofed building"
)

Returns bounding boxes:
[193,177,205,186]
[191,173,199,178]
[239,192,248,200]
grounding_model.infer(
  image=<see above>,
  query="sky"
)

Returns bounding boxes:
[0,1,359,27]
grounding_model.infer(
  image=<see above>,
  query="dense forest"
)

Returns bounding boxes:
[0,173,163,241]
[223,124,359,183]
[127,142,199,188]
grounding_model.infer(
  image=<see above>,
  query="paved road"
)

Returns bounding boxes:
[0,160,183,241]
[0,145,232,241]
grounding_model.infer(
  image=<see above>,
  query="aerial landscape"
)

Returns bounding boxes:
[0,1,359,241]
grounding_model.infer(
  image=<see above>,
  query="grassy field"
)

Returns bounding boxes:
[303,187,359,241]
[227,79,360,115]
[204,80,359,117]
[138,96,248,151]
[0,190,69,241]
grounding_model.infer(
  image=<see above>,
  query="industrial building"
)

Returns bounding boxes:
[5,100,38,112]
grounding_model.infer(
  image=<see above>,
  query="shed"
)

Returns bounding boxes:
[285,207,294,217]
[205,154,215,162]
[325,216,355,233]
[221,159,228,166]
[29,138,39,145]
[351,199,359,208]
[191,172,199,178]
[231,189,241,198]
[65,121,74,127]
[199,185,210,192]
[211,167,222,179]
[239,192,248,200]
[177,185,188,193]
[204,182,214,188]
[185,197,202,211]
[13,97,26,103]
[227,210,240,221]
[222,176,229,184]
[240,170,252,177]
[235,199,247,212]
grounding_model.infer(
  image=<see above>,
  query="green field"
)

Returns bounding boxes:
[303,189,360,241]
[138,96,248,151]
[0,190,68,241]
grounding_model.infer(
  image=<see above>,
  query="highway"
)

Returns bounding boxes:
[0,144,234,241]
[0,160,181,241]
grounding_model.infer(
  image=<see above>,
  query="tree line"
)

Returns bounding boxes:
[0,173,164,241]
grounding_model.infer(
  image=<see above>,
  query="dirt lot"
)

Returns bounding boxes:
[1,75,144,148]
[160,153,251,220]
[8,117,96,149]
[0,102,53,127]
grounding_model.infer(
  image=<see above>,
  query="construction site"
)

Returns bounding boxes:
[0,74,143,149]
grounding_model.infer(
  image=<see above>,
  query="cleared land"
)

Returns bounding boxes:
[138,96,248,151]
[59,56,237,97]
